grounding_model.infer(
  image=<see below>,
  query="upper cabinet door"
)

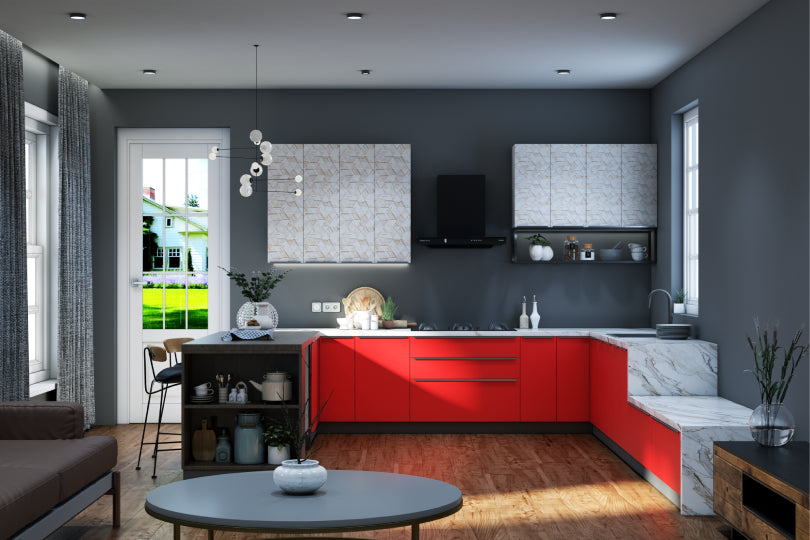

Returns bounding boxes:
[304,144,341,262]
[268,144,304,263]
[513,144,550,227]
[339,144,375,263]
[374,144,411,263]
[622,144,657,227]
[586,144,622,227]
[550,144,587,226]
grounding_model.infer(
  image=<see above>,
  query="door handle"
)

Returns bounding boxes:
[130,278,146,287]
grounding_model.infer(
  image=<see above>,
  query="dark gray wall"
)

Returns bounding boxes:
[22,46,58,113]
[651,0,809,438]
[90,88,653,423]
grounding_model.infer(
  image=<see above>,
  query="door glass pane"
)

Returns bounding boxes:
[189,273,208,329]
[187,216,208,272]
[142,159,163,211]
[164,274,187,330]
[142,274,164,329]
[165,159,187,208]
[188,159,209,211]
[142,217,162,271]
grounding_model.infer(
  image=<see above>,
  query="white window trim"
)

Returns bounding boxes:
[683,106,699,316]
[25,103,59,385]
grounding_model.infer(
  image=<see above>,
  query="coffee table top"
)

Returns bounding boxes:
[145,470,463,532]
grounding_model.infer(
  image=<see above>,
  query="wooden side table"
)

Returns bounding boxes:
[714,441,809,540]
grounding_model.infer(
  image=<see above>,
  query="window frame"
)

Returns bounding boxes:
[683,106,699,315]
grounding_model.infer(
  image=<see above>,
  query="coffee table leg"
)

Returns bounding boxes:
[208,529,214,540]
[412,523,419,540]
[173,524,180,540]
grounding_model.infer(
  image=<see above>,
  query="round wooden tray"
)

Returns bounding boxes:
[344,286,384,317]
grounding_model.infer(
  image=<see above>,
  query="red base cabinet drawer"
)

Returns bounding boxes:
[318,338,355,422]
[355,338,410,422]
[556,337,589,422]
[410,380,520,422]
[410,337,519,359]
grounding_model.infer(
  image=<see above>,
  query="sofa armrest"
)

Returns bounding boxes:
[0,402,84,440]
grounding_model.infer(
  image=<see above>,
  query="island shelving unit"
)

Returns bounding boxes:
[180,330,320,478]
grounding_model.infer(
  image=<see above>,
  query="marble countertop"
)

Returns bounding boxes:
[629,395,752,432]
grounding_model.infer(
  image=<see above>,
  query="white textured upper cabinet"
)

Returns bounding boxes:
[512,143,657,228]
[621,144,658,227]
[267,144,411,263]
[586,144,622,227]
[550,144,587,226]
[513,144,550,227]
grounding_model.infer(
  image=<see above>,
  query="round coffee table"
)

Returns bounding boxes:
[145,470,463,539]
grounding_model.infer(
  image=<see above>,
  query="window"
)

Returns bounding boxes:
[167,247,182,270]
[24,104,58,383]
[165,217,173,228]
[683,107,699,315]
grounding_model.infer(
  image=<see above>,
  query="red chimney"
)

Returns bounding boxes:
[143,187,155,200]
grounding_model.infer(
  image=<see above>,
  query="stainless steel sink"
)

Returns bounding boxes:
[607,332,656,338]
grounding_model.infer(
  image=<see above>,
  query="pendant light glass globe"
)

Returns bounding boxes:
[249,129,263,145]
[211,146,219,152]
[294,188,303,197]
[259,141,272,153]
[261,154,273,166]
[240,174,252,185]
[250,162,263,177]
[294,174,303,183]
[239,183,253,198]
[208,152,217,161]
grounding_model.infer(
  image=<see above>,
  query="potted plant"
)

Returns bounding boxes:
[745,318,808,446]
[273,393,331,494]
[221,266,289,329]
[381,296,398,329]
[526,233,553,261]
[673,289,686,313]
[263,420,293,465]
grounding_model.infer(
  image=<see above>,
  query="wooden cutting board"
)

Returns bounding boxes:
[192,418,216,462]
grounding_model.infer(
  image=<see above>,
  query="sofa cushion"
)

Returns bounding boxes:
[0,402,84,440]
[0,436,117,501]
[0,466,60,539]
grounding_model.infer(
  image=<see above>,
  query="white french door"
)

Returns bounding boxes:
[116,129,230,424]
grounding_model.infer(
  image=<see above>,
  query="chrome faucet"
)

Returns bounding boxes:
[648,289,672,325]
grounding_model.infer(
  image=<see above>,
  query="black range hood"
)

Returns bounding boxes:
[418,175,505,248]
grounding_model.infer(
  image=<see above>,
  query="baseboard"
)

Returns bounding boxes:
[316,422,593,435]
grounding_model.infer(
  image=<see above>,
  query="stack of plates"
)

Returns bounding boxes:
[655,323,692,340]
[190,395,214,404]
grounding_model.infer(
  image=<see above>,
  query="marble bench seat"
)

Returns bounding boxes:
[629,395,753,515]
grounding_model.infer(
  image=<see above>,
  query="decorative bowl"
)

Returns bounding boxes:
[598,248,624,261]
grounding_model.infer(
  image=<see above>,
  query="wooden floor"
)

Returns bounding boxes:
[48,425,730,539]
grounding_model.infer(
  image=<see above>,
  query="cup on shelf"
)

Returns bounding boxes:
[630,245,648,261]
[195,382,214,396]
[218,387,229,403]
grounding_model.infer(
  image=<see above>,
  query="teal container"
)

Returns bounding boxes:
[234,412,264,464]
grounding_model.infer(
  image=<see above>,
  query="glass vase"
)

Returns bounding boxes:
[749,402,795,447]
[236,301,257,329]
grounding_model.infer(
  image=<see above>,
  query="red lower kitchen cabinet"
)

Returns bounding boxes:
[589,339,609,432]
[318,338,355,422]
[646,415,681,494]
[355,337,410,422]
[309,338,320,429]
[556,337,589,422]
[520,337,556,421]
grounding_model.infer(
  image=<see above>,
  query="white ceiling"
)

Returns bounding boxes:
[3,0,770,90]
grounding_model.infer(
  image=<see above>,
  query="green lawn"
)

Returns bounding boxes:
[143,288,208,329]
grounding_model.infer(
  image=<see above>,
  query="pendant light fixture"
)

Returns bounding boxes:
[208,45,303,198]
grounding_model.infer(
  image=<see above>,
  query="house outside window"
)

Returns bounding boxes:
[683,107,699,315]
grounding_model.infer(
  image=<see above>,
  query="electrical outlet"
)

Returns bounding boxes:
[311,302,322,313]
[323,302,341,313]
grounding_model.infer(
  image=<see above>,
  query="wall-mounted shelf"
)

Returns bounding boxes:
[512,227,656,264]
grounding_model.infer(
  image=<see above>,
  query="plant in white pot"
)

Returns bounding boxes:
[673,289,686,314]
[745,318,807,446]
[526,233,553,261]
[263,420,293,465]
[272,393,331,494]
[221,265,288,329]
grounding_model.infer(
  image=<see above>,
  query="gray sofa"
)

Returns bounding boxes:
[0,402,119,540]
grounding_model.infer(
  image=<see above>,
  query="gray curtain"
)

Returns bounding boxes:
[0,30,29,401]
[57,67,94,427]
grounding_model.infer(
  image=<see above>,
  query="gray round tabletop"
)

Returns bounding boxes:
[145,470,463,539]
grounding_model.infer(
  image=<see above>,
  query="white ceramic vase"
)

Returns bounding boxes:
[542,246,554,261]
[273,459,327,494]
[267,445,290,465]
[529,245,545,261]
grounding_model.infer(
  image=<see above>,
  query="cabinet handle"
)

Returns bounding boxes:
[412,357,518,361]
[414,378,518,382]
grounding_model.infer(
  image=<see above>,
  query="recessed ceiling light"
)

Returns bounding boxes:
[69,13,86,20]
[600,12,617,20]
[346,13,364,20]
[556,69,571,75]
[142,69,157,75]
[360,69,371,75]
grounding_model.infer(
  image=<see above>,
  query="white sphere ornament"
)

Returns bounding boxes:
[208,152,217,161]
[295,175,303,183]
[259,141,272,153]
[240,174,252,185]
[261,154,273,166]
[249,129,263,145]
[294,188,303,197]
[239,183,253,198]
[250,162,263,177]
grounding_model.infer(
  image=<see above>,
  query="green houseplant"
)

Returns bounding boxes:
[221,266,289,329]
[673,289,686,314]
[381,297,398,329]
[263,420,293,465]
[526,233,553,261]
[745,318,808,446]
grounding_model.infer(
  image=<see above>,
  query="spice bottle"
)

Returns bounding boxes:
[564,235,580,261]
[579,243,594,261]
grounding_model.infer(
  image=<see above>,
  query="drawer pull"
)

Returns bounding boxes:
[414,378,518,382]
[412,357,517,361]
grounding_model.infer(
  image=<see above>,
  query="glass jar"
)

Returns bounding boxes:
[564,235,579,261]
[579,243,594,261]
